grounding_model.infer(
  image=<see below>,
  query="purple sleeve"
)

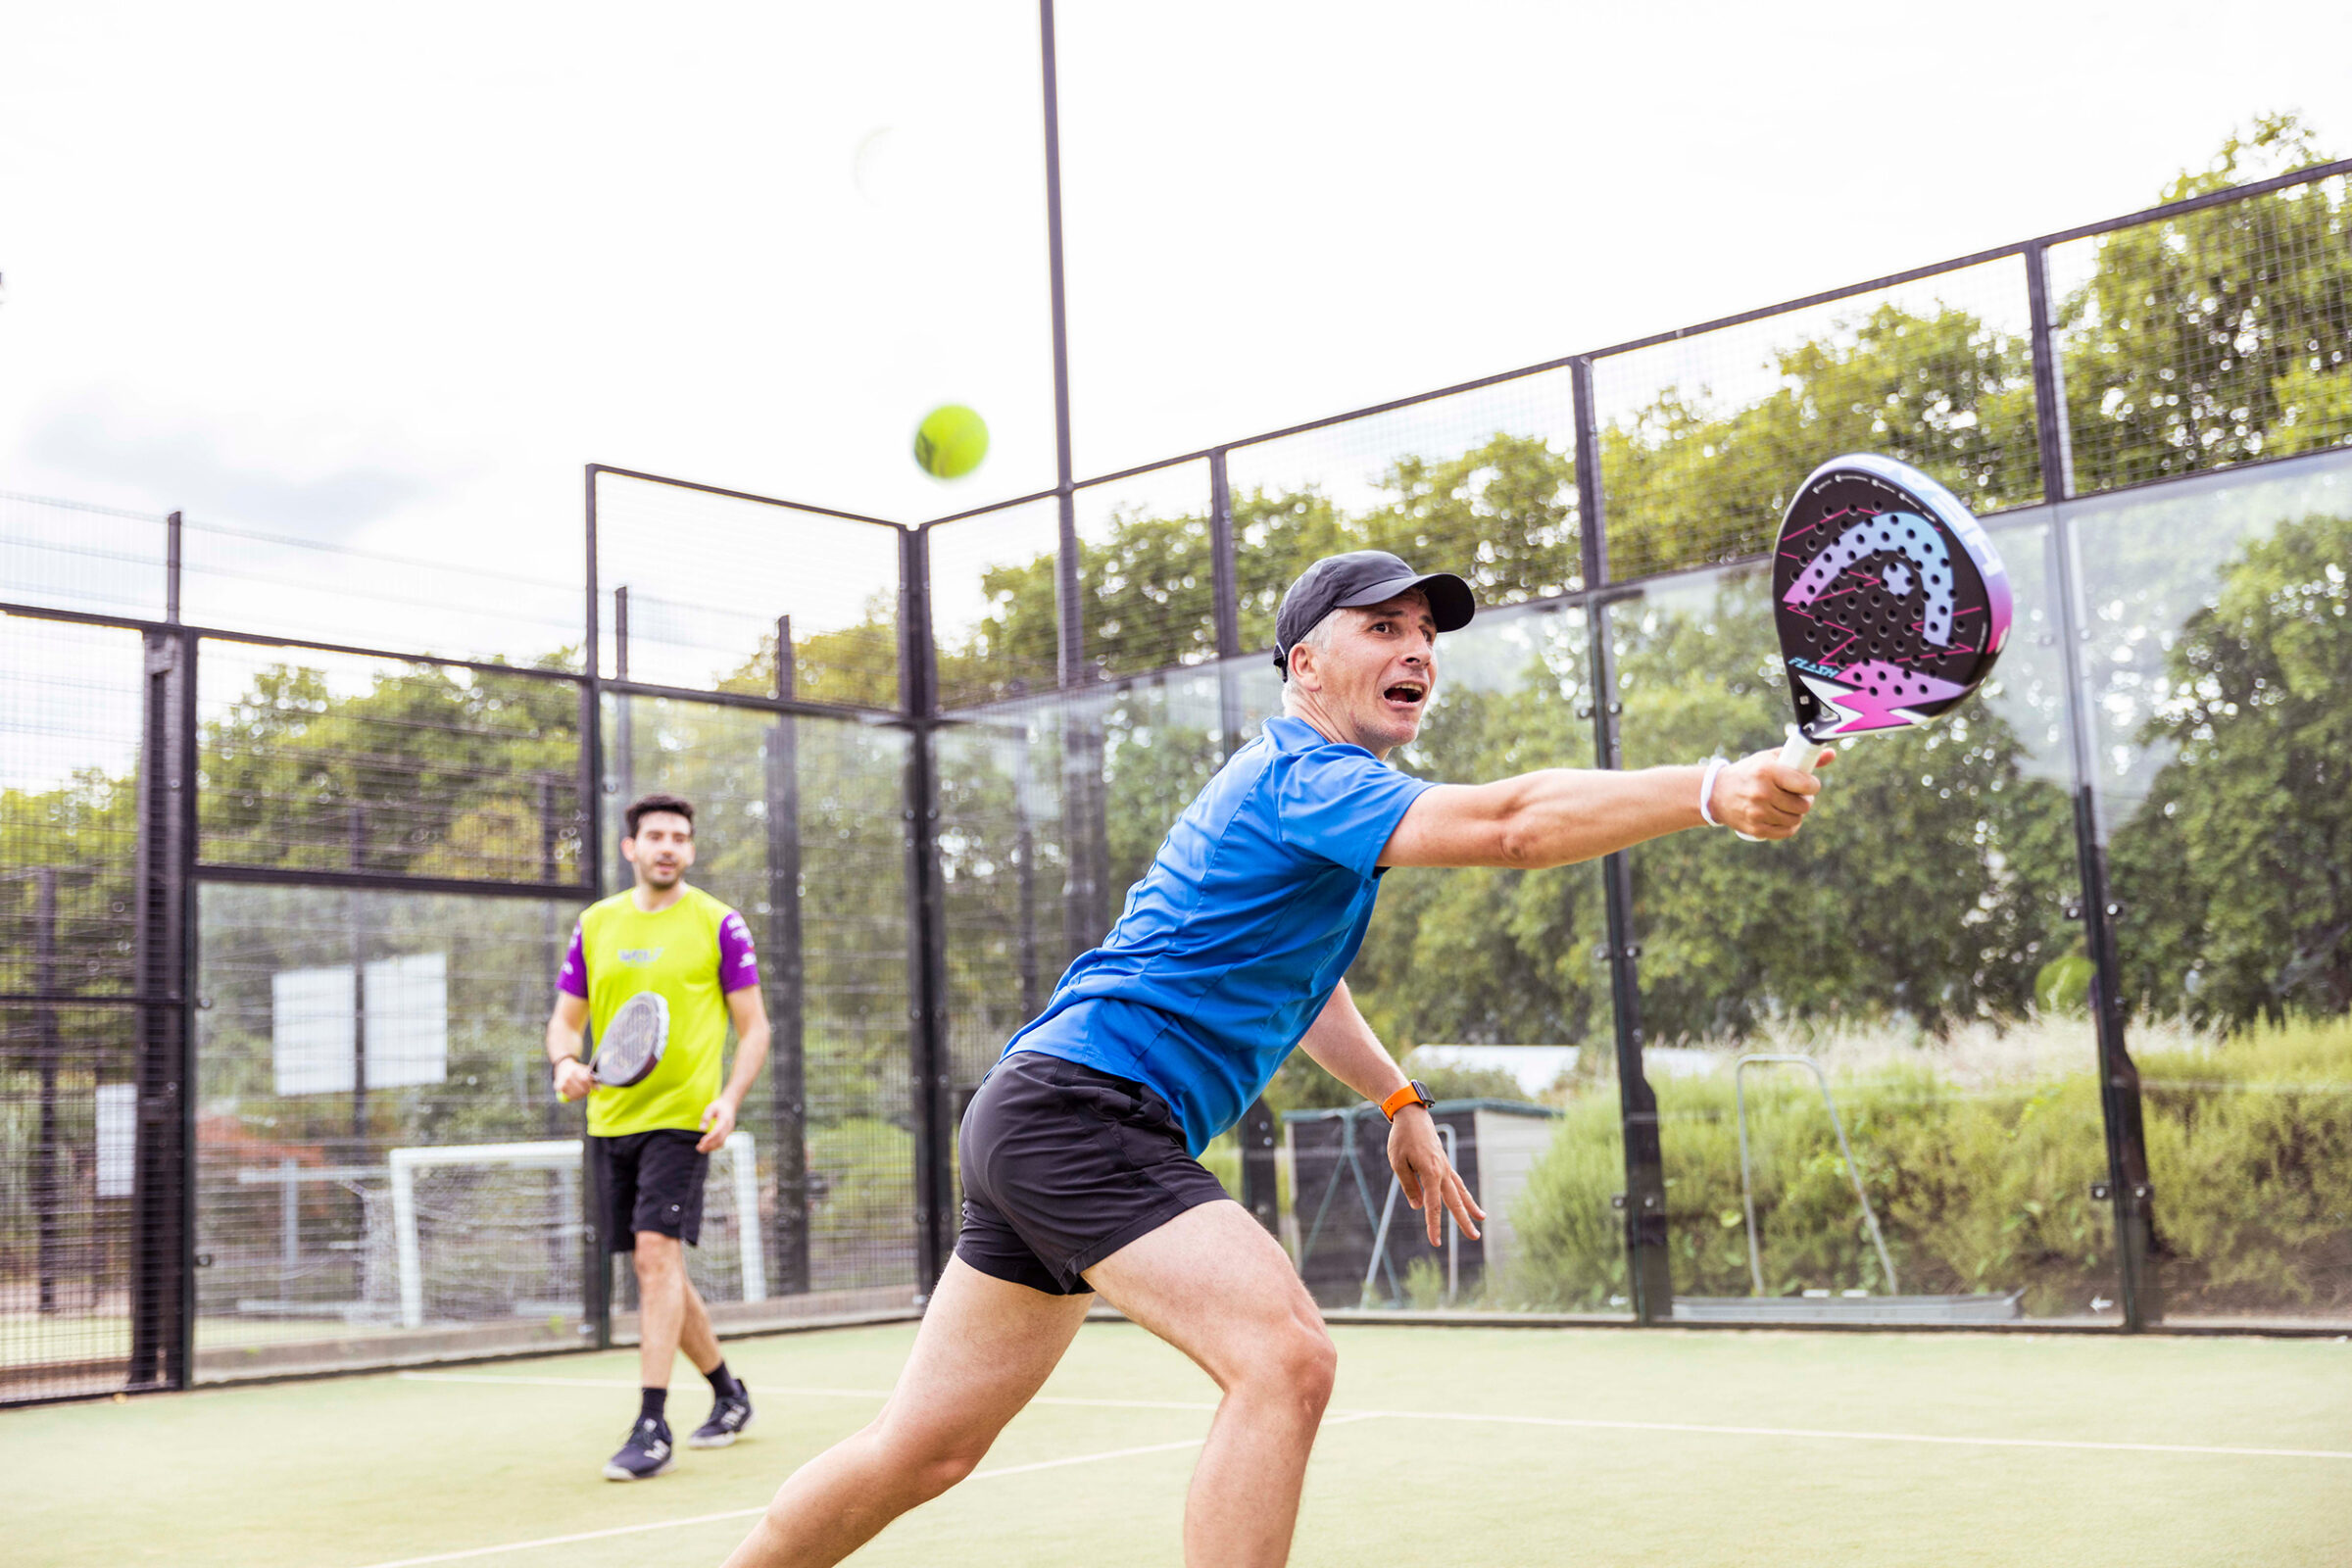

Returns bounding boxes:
[718,908,761,994]
[557,923,588,999]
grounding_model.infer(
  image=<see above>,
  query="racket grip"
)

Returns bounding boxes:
[1777,724,1823,777]
[1735,726,1824,842]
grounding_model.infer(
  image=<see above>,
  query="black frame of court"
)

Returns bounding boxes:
[7,156,2349,1405]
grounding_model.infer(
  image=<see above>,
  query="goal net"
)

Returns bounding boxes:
[380,1134,764,1329]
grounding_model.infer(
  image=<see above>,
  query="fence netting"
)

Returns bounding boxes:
[3,159,2350,1405]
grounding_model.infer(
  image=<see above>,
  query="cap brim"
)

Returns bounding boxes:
[1337,571,1476,632]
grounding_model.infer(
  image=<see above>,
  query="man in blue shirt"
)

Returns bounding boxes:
[720,552,1828,1568]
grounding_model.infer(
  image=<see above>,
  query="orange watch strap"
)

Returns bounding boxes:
[1380,1083,1424,1121]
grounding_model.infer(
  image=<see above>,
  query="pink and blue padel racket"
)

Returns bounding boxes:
[1740,453,2013,838]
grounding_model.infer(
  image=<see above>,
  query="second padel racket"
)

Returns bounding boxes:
[1740,453,2012,839]
[589,990,669,1088]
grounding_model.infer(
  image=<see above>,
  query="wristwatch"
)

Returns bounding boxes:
[1379,1080,1435,1121]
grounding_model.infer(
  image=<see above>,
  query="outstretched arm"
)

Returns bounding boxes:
[1297,981,1484,1245]
[1380,746,1831,870]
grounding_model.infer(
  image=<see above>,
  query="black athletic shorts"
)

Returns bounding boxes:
[955,1051,1233,1296]
[589,1129,710,1250]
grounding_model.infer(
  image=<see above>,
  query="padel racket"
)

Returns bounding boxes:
[584,991,669,1092]
[1740,453,2011,839]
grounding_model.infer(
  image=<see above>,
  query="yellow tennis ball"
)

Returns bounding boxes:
[913,405,989,479]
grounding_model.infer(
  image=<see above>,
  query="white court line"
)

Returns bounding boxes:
[397,1372,2352,1459]
[329,1418,1383,1568]
[1344,1407,2352,1462]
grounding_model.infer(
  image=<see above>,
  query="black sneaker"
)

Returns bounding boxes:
[689,1382,755,1448]
[603,1416,675,1481]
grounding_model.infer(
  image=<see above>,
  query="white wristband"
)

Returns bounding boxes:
[1697,756,1730,827]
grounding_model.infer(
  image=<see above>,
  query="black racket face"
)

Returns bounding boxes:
[592,992,668,1087]
[1772,454,2013,742]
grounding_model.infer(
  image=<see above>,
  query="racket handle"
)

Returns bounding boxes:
[1777,724,1823,777]
[1736,726,1824,842]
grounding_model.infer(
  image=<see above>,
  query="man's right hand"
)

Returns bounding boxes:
[1709,746,1832,840]
[552,1056,596,1102]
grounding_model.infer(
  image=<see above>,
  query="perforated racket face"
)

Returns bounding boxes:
[592,992,668,1087]
[1772,454,2013,742]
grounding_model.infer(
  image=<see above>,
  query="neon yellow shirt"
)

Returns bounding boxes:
[558,885,760,1137]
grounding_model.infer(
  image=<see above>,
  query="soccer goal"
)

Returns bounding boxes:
[386,1134,764,1330]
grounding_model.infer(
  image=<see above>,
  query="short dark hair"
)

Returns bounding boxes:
[623,793,695,839]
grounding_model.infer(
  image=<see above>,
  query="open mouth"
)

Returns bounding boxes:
[1383,680,1428,708]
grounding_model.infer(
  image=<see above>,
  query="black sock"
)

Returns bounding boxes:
[639,1387,667,1425]
[705,1360,738,1398]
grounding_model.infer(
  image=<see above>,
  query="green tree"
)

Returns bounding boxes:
[2108,512,2352,1023]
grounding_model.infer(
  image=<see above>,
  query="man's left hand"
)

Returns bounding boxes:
[697,1097,739,1153]
[1388,1107,1486,1246]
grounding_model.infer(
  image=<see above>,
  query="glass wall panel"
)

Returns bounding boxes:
[1073,460,1217,677]
[592,471,900,709]
[1611,517,2119,1324]
[2067,447,2352,1328]
[2049,170,2352,497]
[0,617,149,1399]
[197,641,586,885]
[928,497,1063,709]
[1326,598,1628,1317]
[1591,258,2040,581]
[604,698,917,1312]
[1225,368,1584,652]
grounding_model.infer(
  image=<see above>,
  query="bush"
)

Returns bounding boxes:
[1505,1015,2351,1319]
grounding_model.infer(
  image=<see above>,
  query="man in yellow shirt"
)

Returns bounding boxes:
[545,792,772,1481]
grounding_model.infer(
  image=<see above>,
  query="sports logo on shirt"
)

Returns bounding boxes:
[617,947,666,965]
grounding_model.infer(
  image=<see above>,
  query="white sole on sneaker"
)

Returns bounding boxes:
[603,1455,674,1481]
[688,1407,756,1448]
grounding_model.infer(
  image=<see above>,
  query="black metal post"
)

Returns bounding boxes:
[33,866,60,1313]
[130,628,195,1389]
[1040,0,1081,692]
[899,527,956,1291]
[766,616,810,1296]
[2028,243,2161,1330]
[1011,721,1043,1019]
[612,585,635,870]
[165,511,181,625]
[581,466,611,1351]
[1208,448,1247,758]
[348,805,368,1151]
[1572,356,1673,1323]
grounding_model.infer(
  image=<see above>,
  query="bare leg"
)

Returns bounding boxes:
[679,1273,722,1376]
[1084,1200,1337,1568]
[720,1257,1093,1567]
[634,1232,688,1391]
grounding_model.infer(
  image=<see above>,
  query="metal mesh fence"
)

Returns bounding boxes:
[605,697,918,1302]
[196,642,586,887]
[2049,170,2352,495]
[179,514,581,669]
[0,493,171,621]
[591,469,902,709]
[6,162,2352,1405]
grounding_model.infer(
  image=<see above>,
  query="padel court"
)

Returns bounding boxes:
[10,1320,2347,1568]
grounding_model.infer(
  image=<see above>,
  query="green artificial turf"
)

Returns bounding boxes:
[7,1322,2346,1567]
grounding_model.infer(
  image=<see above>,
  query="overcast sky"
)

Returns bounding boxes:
[4,0,2349,596]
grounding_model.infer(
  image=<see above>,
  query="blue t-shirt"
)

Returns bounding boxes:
[1004,714,1439,1153]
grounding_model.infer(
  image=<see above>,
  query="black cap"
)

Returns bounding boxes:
[1272,551,1475,678]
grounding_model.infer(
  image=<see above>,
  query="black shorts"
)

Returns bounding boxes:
[955,1051,1233,1296]
[589,1129,710,1250]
